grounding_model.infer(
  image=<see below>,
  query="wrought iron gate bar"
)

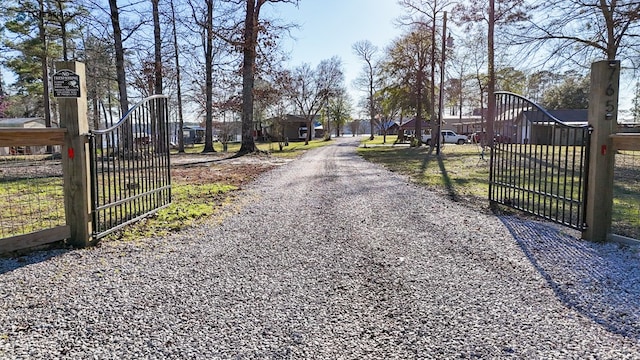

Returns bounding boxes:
[89,95,171,240]
[94,185,172,211]
[490,92,591,230]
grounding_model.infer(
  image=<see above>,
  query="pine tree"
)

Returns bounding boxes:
[2,0,61,122]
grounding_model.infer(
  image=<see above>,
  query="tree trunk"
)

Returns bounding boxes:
[429,7,436,143]
[415,69,423,145]
[153,0,162,96]
[170,0,185,153]
[152,0,167,153]
[55,0,69,61]
[108,0,129,118]
[203,0,216,153]
[368,61,375,141]
[305,119,311,145]
[436,11,447,155]
[39,0,52,153]
[239,0,259,154]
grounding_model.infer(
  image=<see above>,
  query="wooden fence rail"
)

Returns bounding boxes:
[0,128,67,147]
[611,133,640,152]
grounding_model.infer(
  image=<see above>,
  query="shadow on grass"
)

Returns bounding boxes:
[420,146,460,202]
[225,150,269,159]
[501,216,640,340]
[436,155,460,201]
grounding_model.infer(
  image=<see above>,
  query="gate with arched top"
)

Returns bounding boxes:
[489,91,591,230]
[89,95,172,240]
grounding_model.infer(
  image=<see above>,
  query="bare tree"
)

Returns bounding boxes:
[285,57,344,145]
[352,40,378,140]
[454,0,529,145]
[169,0,186,152]
[203,0,215,152]
[632,81,640,122]
[239,0,298,154]
[185,0,217,152]
[519,1,640,65]
[380,25,432,145]
[152,0,162,96]
[349,119,360,136]
[398,0,455,140]
[108,0,130,117]
[447,39,474,120]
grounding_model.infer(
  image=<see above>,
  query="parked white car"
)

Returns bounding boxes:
[422,130,468,145]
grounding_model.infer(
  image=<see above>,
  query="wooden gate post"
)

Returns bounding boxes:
[57,61,92,247]
[583,60,620,242]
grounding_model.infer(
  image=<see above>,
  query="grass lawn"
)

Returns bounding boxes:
[357,136,491,206]
[113,182,238,242]
[172,138,332,158]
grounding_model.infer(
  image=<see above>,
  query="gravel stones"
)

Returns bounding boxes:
[1,137,639,359]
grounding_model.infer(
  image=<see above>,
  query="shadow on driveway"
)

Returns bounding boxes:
[501,216,640,340]
[0,248,69,275]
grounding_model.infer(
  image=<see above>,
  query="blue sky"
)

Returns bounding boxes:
[263,0,406,115]
[263,1,635,116]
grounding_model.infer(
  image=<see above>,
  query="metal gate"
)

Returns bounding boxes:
[89,95,171,239]
[489,92,591,230]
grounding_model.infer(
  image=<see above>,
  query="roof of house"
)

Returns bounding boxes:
[547,109,588,122]
[398,118,430,130]
[445,115,482,126]
[377,120,399,130]
[0,117,46,127]
[265,114,322,123]
[523,109,588,124]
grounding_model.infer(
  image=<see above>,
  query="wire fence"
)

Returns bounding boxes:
[0,150,65,239]
[612,149,640,240]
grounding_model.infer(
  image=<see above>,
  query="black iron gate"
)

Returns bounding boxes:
[89,95,171,239]
[489,92,591,230]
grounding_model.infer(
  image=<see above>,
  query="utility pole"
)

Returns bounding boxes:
[436,11,447,155]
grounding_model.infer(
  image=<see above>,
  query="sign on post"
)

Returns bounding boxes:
[52,70,81,98]
[56,62,92,248]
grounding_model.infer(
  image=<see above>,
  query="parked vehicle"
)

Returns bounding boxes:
[422,130,468,145]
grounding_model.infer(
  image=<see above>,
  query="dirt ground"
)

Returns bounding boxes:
[170,152,291,186]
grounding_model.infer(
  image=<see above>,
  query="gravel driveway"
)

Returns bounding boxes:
[1,137,640,359]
